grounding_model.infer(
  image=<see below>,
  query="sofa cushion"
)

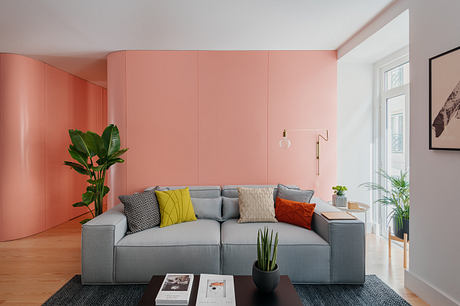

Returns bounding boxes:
[237,187,277,223]
[117,219,220,247]
[222,197,239,220]
[222,184,299,199]
[155,187,197,228]
[220,219,330,283]
[277,184,314,203]
[149,186,221,198]
[118,190,160,234]
[115,220,220,282]
[275,197,316,230]
[191,197,222,221]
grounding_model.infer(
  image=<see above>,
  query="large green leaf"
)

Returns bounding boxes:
[102,124,120,157]
[83,131,104,157]
[68,148,88,168]
[72,201,88,207]
[87,185,97,193]
[108,148,128,160]
[69,129,91,157]
[64,161,90,175]
[87,178,104,185]
[82,191,95,204]
[103,186,110,196]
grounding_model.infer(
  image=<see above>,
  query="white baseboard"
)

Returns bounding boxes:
[404,270,459,306]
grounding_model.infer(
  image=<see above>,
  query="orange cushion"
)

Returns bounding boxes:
[275,197,316,230]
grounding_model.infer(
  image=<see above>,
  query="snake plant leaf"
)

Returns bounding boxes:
[68,148,88,168]
[82,191,95,204]
[83,131,104,157]
[80,218,92,225]
[72,201,88,207]
[102,124,121,157]
[64,161,90,175]
[69,129,91,157]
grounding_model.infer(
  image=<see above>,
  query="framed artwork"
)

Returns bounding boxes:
[429,46,460,150]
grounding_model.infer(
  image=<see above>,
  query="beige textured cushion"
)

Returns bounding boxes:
[237,187,277,223]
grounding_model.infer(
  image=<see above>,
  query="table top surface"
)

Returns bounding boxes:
[138,275,302,306]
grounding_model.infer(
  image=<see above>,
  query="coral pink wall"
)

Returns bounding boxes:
[0,54,107,241]
[107,51,336,207]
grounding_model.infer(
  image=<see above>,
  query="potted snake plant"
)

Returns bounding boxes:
[252,227,280,292]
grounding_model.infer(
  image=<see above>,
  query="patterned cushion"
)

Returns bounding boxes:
[275,197,316,230]
[277,184,314,203]
[155,187,197,228]
[237,187,277,223]
[119,190,160,234]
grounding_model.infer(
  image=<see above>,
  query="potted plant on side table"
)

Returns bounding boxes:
[332,185,348,207]
[360,170,409,239]
[252,227,280,292]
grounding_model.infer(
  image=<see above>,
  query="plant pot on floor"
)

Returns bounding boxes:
[393,217,409,240]
[332,194,347,207]
[252,261,280,292]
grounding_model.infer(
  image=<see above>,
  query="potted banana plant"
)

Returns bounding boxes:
[252,227,280,292]
[64,124,128,224]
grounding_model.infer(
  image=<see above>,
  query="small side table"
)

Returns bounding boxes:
[388,226,409,269]
[335,202,370,230]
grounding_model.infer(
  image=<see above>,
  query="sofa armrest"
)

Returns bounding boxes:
[311,198,365,284]
[81,203,127,284]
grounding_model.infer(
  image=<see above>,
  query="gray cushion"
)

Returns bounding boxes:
[222,197,239,220]
[152,186,221,198]
[277,184,314,203]
[115,219,220,282]
[191,197,222,221]
[118,190,160,234]
[222,184,299,200]
[220,219,330,283]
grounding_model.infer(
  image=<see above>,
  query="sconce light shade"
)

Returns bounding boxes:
[279,129,291,149]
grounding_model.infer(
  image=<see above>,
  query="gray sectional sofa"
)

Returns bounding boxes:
[81,185,365,285]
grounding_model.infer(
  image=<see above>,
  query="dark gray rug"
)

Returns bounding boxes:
[44,275,409,306]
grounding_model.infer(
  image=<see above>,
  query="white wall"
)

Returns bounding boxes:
[406,0,460,305]
[337,62,373,207]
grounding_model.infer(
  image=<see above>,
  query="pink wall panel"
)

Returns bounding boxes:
[125,51,199,193]
[268,51,337,199]
[0,54,46,241]
[0,54,107,241]
[107,50,337,205]
[198,51,268,185]
[107,52,128,208]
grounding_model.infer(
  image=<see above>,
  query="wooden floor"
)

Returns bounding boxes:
[0,214,427,305]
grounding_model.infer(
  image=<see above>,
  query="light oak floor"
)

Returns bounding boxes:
[0,214,427,305]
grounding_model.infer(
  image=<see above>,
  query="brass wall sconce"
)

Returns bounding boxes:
[279,128,329,176]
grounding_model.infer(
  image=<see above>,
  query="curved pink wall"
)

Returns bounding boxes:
[0,54,107,241]
[107,50,336,208]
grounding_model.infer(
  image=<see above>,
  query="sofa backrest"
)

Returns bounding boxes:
[221,184,299,198]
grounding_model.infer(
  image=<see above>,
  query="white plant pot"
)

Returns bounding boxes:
[332,194,347,207]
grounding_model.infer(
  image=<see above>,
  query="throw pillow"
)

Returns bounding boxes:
[275,197,316,230]
[237,187,277,223]
[155,187,197,227]
[222,197,240,220]
[119,190,160,234]
[277,184,314,203]
[191,197,222,221]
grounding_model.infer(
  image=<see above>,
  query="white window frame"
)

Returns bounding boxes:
[372,46,409,236]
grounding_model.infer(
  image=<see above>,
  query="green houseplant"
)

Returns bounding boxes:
[252,227,280,292]
[360,169,409,239]
[64,124,128,224]
[332,185,347,207]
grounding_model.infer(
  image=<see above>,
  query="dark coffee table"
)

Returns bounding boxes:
[138,275,302,306]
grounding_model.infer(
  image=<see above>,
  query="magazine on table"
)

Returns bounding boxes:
[155,274,194,305]
[196,274,235,306]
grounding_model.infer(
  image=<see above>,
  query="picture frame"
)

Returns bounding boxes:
[429,45,460,150]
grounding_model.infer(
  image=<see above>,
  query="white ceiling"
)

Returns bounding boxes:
[339,10,409,63]
[0,0,393,87]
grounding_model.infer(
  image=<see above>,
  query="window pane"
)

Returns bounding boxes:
[385,62,409,90]
[391,113,403,153]
[386,95,406,176]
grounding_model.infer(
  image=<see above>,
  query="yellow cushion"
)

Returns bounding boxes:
[155,187,197,228]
